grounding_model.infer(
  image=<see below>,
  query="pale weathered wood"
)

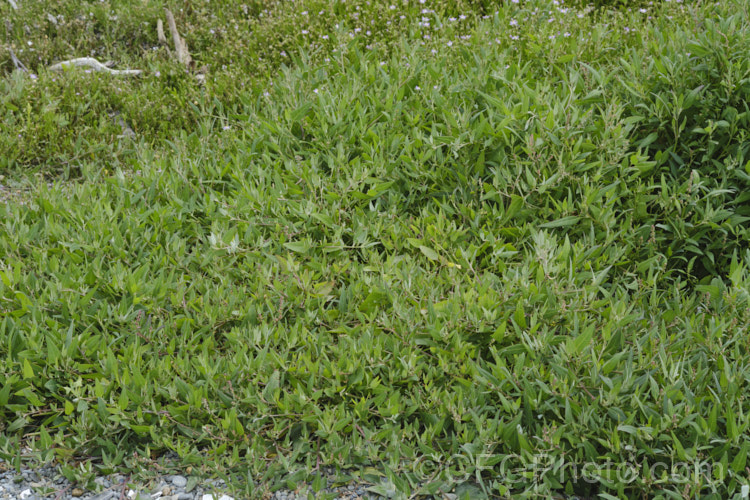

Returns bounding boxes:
[157,19,167,45]
[164,9,191,67]
[8,47,28,71]
[49,57,142,76]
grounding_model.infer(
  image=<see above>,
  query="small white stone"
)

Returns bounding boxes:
[19,489,33,500]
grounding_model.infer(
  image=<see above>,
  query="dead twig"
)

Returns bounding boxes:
[8,47,28,72]
[164,9,191,67]
[156,18,168,45]
[49,57,142,76]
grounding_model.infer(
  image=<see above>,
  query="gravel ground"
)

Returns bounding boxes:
[0,457,423,500]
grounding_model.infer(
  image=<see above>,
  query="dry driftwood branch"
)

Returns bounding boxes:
[164,9,191,67]
[7,0,18,11]
[156,19,168,45]
[49,57,142,75]
[8,47,28,72]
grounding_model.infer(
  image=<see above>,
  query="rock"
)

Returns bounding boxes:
[71,487,85,497]
[171,475,187,488]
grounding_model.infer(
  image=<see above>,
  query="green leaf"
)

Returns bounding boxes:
[283,241,310,254]
[731,441,749,472]
[22,359,34,380]
[566,324,594,356]
[0,381,12,406]
[540,216,580,228]
[686,41,711,57]
[418,245,439,261]
[262,370,281,402]
[131,425,151,436]
[185,476,199,493]
[359,289,391,313]
[671,432,687,461]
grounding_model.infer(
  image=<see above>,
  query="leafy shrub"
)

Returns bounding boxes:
[4,0,750,499]
[616,4,750,283]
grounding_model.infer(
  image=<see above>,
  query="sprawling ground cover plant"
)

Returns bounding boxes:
[2,0,750,498]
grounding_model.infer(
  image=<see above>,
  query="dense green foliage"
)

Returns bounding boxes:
[2,0,750,498]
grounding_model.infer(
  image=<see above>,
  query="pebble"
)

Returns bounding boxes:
[0,456,526,500]
[171,475,188,488]
[0,458,392,500]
